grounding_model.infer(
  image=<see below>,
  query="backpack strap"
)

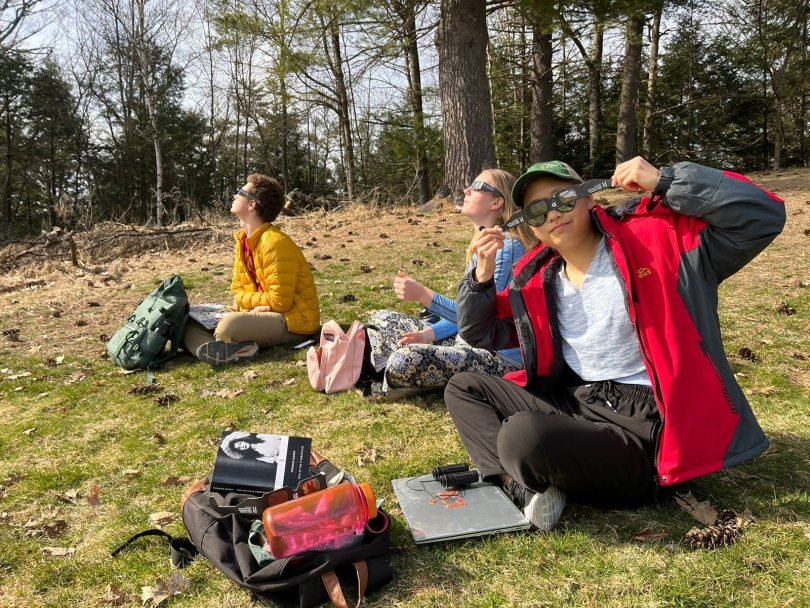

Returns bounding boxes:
[180,478,206,512]
[110,529,198,568]
[147,303,190,370]
[321,560,368,608]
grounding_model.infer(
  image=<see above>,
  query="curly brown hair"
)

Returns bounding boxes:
[247,174,285,223]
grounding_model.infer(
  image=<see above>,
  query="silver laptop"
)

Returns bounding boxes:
[392,474,531,544]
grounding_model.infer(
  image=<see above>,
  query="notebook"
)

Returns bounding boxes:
[392,474,531,544]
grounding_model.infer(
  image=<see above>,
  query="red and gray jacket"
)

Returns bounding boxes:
[456,162,786,486]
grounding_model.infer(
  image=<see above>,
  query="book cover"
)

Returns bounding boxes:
[189,303,228,331]
[211,431,312,496]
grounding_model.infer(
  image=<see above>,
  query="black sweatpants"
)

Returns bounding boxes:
[444,372,661,508]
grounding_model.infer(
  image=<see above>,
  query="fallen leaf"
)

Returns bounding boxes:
[55,355,65,365]
[141,572,191,606]
[725,469,759,481]
[87,485,101,506]
[63,489,79,503]
[118,369,139,375]
[632,528,669,543]
[161,475,191,486]
[102,583,129,606]
[295,360,307,367]
[2,473,25,486]
[224,421,236,432]
[216,389,243,399]
[283,378,296,387]
[123,469,142,478]
[356,447,378,467]
[23,427,37,435]
[42,546,75,557]
[675,491,718,526]
[149,511,175,526]
[735,507,756,529]
[4,371,32,380]
[150,432,164,443]
[42,519,68,538]
[243,370,259,381]
[0,512,10,524]
[746,556,765,569]
[750,386,777,396]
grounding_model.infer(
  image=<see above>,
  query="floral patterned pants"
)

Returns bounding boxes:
[366,310,519,390]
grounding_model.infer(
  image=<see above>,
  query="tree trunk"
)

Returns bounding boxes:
[616,12,645,165]
[402,4,431,204]
[436,0,495,203]
[135,0,164,228]
[280,79,289,192]
[2,94,12,225]
[530,24,553,163]
[587,20,604,167]
[328,19,356,199]
[643,6,662,159]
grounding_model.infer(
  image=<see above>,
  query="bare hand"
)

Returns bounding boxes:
[472,227,506,283]
[252,305,272,313]
[394,270,434,306]
[398,327,436,345]
[612,156,662,193]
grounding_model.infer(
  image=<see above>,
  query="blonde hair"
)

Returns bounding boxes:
[465,169,539,266]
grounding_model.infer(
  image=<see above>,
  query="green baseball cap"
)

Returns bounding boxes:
[512,161,584,208]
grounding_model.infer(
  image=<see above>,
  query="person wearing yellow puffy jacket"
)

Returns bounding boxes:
[183,174,320,365]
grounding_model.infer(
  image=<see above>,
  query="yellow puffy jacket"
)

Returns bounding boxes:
[231,223,320,335]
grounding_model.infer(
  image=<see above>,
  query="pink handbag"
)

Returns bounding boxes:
[307,320,366,394]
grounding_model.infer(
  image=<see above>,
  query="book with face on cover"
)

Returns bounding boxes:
[392,474,531,544]
[210,432,312,496]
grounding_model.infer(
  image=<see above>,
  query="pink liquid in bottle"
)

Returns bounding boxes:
[262,482,377,558]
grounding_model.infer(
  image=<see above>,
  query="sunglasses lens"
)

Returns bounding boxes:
[558,189,578,205]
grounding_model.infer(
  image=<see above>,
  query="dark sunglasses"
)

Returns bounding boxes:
[501,179,612,230]
[469,180,504,198]
[208,473,327,519]
[238,189,260,204]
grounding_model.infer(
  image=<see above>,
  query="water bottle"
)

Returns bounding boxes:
[262,482,377,558]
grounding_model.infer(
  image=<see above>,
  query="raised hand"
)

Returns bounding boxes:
[612,156,662,194]
[393,270,434,306]
[472,227,506,283]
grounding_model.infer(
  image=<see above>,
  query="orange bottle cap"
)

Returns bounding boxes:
[359,483,377,520]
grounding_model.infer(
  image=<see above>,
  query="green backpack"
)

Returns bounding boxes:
[107,275,190,370]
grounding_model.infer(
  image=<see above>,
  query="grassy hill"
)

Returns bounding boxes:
[1,169,809,607]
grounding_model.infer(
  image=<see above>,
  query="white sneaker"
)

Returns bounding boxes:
[506,480,566,532]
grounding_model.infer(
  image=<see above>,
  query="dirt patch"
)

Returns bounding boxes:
[0,203,471,362]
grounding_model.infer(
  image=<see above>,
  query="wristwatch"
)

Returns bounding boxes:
[654,166,675,199]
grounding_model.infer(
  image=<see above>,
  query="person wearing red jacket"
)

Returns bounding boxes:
[445,156,785,531]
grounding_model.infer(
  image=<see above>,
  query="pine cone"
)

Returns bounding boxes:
[128,384,163,395]
[155,394,179,406]
[686,509,743,550]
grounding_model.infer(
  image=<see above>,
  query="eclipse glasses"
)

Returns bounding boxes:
[501,178,613,230]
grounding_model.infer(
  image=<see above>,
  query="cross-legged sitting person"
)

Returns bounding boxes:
[183,174,320,365]
[366,169,537,395]
[445,157,785,530]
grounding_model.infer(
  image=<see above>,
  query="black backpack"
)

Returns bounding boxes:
[177,460,392,607]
